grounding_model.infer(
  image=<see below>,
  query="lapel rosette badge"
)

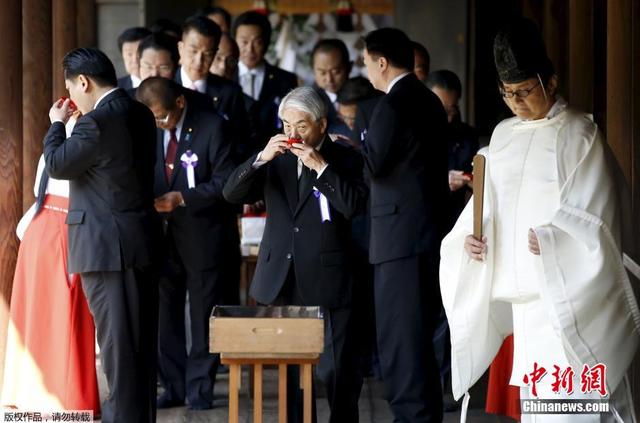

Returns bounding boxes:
[312,187,331,222]
[181,149,198,189]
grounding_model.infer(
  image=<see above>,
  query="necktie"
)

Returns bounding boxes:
[165,128,178,183]
[34,172,50,216]
[298,162,313,200]
[250,72,256,99]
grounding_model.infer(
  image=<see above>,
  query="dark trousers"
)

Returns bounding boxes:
[272,268,362,423]
[157,257,237,407]
[81,268,158,423]
[374,253,443,423]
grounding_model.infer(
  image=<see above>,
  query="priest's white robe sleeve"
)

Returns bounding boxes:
[534,114,640,396]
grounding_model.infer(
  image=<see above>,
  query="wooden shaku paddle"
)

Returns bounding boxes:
[472,154,486,240]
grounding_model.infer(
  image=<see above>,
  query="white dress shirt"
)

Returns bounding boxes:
[130,74,141,89]
[163,105,188,156]
[94,87,119,109]
[180,67,207,93]
[324,89,338,110]
[385,72,411,93]
[238,61,265,100]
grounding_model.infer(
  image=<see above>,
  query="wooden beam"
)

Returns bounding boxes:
[606,0,632,183]
[0,0,23,393]
[568,0,594,112]
[52,0,77,100]
[23,0,52,212]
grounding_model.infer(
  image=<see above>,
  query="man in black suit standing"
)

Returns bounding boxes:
[310,39,352,139]
[136,77,238,410]
[117,27,152,90]
[224,87,366,423]
[362,28,449,422]
[44,48,162,423]
[233,11,298,147]
[176,15,253,163]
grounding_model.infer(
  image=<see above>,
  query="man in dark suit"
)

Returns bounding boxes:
[310,39,353,139]
[136,77,239,410]
[233,11,298,148]
[133,32,216,115]
[362,28,450,422]
[176,15,253,164]
[44,48,162,423]
[223,87,366,423]
[117,27,152,90]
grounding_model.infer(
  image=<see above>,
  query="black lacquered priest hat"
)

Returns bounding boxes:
[493,17,555,84]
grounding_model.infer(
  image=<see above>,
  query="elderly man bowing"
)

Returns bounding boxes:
[224,86,366,423]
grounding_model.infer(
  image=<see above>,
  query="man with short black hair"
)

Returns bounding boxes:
[137,77,238,410]
[412,41,431,83]
[426,69,478,225]
[177,15,253,163]
[199,5,231,34]
[233,11,298,147]
[44,47,162,423]
[363,28,449,422]
[117,26,152,89]
[210,34,239,81]
[311,39,352,138]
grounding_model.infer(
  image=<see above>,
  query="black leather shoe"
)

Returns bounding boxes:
[188,400,213,410]
[157,393,184,409]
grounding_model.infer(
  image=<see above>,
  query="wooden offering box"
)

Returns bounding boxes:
[209,306,325,423]
[210,305,324,356]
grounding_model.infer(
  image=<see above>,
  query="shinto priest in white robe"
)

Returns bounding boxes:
[440,98,640,422]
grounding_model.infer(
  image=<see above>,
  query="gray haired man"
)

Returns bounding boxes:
[224,87,367,422]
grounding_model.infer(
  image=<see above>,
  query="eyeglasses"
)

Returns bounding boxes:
[499,81,540,98]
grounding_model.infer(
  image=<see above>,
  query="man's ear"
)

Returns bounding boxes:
[319,117,328,134]
[77,74,90,93]
[378,56,389,72]
[176,94,186,109]
[546,74,559,98]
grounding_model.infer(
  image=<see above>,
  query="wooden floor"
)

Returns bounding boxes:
[96,362,516,423]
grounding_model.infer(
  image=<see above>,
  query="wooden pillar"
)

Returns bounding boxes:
[542,0,568,84]
[629,0,640,416]
[23,0,52,212]
[606,0,632,183]
[52,0,77,100]
[0,0,23,391]
[77,0,96,47]
[568,0,594,112]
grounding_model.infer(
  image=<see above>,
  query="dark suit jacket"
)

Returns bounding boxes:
[117,75,133,90]
[250,62,298,147]
[155,102,238,270]
[223,137,367,308]
[363,73,449,264]
[175,69,253,164]
[354,96,382,148]
[448,119,479,227]
[312,84,352,138]
[43,89,163,274]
